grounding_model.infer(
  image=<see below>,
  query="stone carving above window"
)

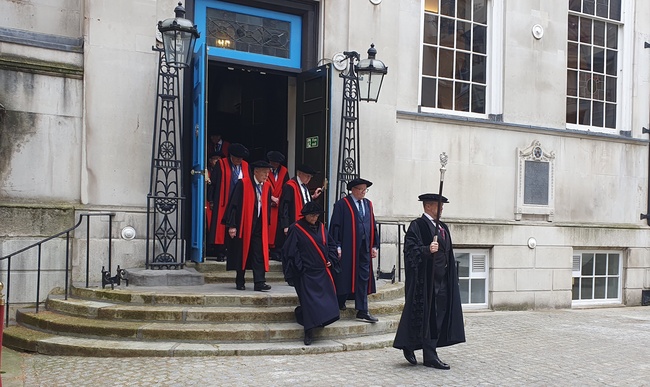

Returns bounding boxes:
[515,140,555,221]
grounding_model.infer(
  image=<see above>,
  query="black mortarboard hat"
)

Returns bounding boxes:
[346,178,373,191]
[266,151,285,163]
[250,160,272,169]
[296,164,319,175]
[229,143,249,158]
[300,201,323,216]
[418,193,449,203]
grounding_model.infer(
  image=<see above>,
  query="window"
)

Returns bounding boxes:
[572,251,622,305]
[455,250,488,308]
[566,0,622,132]
[420,0,488,114]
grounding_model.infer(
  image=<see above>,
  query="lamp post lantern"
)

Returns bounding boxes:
[335,43,388,198]
[145,2,199,269]
[157,2,200,68]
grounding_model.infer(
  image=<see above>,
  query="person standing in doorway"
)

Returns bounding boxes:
[207,143,249,261]
[328,178,379,323]
[393,193,465,370]
[207,130,230,157]
[266,151,289,261]
[222,160,273,292]
[282,201,340,346]
[279,164,323,235]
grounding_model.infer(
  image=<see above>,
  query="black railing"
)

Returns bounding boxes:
[0,212,115,326]
[376,220,408,283]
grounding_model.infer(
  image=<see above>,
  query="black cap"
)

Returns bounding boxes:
[296,164,319,175]
[266,151,285,163]
[250,160,272,169]
[300,201,323,216]
[418,193,449,203]
[346,178,373,191]
[229,143,249,158]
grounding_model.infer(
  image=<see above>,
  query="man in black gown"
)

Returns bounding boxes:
[393,193,465,369]
[282,201,340,345]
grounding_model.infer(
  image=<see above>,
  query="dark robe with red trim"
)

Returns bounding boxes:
[268,165,289,247]
[208,158,249,245]
[279,178,308,231]
[222,176,271,272]
[282,218,340,330]
[328,195,379,297]
[393,216,465,350]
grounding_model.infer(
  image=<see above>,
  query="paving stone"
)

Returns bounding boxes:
[3,306,649,386]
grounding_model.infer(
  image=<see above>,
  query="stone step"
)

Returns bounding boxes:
[190,260,285,273]
[45,297,404,323]
[202,271,287,284]
[3,325,397,357]
[14,309,401,343]
[69,281,404,307]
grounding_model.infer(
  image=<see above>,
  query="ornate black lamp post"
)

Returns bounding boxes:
[145,2,199,269]
[335,44,388,198]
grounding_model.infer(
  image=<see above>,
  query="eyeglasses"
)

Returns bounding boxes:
[352,187,369,193]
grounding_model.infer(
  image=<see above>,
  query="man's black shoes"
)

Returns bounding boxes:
[339,303,347,311]
[356,311,378,323]
[423,355,450,370]
[254,283,272,291]
[236,285,246,291]
[403,349,417,365]
[303,328,313,346]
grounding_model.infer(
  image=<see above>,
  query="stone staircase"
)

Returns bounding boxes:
[3,261,405,357]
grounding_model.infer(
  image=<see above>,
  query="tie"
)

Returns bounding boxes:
[301,184,310,204]
[256,184,263,215]
[357,200,364,218]
[231,165,240,186]
[274,169,278,180]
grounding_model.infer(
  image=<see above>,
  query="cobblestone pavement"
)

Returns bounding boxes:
[3,306,649,386]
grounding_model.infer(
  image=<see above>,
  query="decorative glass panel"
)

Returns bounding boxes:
[206,8,292,59]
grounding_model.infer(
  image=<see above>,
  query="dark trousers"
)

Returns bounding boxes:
[235,216,266,286]
[338,239,370,312]
[422,277,448,363]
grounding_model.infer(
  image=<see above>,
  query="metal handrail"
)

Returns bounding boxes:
[0,212,115,326]
[376,219,408,283]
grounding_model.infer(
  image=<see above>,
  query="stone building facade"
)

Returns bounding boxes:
[1,0,649,311]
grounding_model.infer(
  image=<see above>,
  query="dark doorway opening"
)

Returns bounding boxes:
[207,63,289,161]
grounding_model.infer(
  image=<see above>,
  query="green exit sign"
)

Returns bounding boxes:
[306,136,319,149]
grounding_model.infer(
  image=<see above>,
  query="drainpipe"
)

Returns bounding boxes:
[641,127,650,226]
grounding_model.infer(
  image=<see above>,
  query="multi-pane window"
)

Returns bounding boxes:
[455,250,488,307]
[566,0,621,130]
[421,0,488,114]
[572,252,621,304]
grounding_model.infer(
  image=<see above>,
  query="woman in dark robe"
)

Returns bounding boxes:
[282,201,340,345]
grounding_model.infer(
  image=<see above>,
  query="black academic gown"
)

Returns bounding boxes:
[282,218,340,330]
[328,195,378,297]
[393,215,465,350]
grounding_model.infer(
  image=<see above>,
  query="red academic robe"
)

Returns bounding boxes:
[208,158,250,245]
[280,178,307,230]
[223,176,271,272]
[267,165,289,247]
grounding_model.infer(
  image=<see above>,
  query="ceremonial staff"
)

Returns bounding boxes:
[425,152,448,338]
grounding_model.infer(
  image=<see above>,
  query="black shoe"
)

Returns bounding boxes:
[403,349,417,365]
[423,355,450,370]
[339,303,347,311]
[254,283,272,291]
[303,329,313,346]
[236,285,246,291]
[356,311,378,323]
[216,255,226,262]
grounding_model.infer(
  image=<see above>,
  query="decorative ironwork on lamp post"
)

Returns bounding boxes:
[335,44,388,199]
[146,2,199,269]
